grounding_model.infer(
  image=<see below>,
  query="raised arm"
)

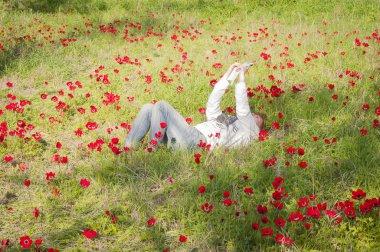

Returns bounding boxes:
[205,63,239,121]
[235,69,260,133]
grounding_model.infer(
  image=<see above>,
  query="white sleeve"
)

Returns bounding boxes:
[235,81,260,133]
[205,77,229,121]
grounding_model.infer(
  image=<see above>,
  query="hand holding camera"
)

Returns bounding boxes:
[227,62,254,85]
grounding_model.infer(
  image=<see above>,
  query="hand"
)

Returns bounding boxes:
[223,62,240,79]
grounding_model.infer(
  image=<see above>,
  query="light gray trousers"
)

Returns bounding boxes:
[124,101,206,149]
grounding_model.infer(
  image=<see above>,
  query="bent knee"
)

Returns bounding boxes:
[141,103,154,111]
[154,100,169,107]
[153,100,170,110]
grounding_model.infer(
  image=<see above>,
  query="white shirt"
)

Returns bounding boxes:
[195,76,260,149]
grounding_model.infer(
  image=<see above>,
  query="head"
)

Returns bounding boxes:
[252,112,266,131]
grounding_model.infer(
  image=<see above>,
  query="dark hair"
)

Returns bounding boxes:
[253,112,267,131]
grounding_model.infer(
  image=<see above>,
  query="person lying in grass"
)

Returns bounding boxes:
[124,63,266,150]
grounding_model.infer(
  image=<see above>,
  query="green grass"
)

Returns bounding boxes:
[0,0,379,251]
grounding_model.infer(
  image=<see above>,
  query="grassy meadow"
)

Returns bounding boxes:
[0,0,379,251]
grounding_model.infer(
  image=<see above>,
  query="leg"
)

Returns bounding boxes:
[124,103,154,148]
[149,101,204,149]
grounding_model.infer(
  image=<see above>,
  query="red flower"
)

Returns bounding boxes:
[375,106,380,116]
[145,75,152,84]
[223,198,232,206]
[198,107,206,114]
[261,216,269,224]
[352,189,366,200]
[325,209,338,219]
[223,191,230,198]
[4,156,13,162]
[198,186,206,194]
[360,128,367,136]
[286,147,296,155]
[258,130,269,141]
[80,179,90,188]
[160,122,167,129]
[257,205,268,214]
[275,234,293,245]
[85,122,98,130]
[359,202,372,214]
[46,172,55,183]
[272,190,283,201]
[83,228,97,239]
[274,218,285,228]
[24,179,31,187]
[344,207,356,219]
[288,211,304,222]
[19,236,32,249]
[147,218,156,227]
[33,208,39,218]
[179,235,187,242]
[35,239,42,246]
[185,117,193,124]
[201,203,213,213]
[298,197,309,208]
[298,148,305,155]
[298,161,308,169]
[270,201,284,210]
[244,187,253,195]
[272,177,284,190]
[194,153,201,164]
[261,228,273,237]
[362,104,370,110]
[307,206,321,219]
[263,157,277,168]
[251,222,260,230]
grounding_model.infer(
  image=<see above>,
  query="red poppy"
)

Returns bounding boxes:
[33,208,39,218]
[275,234,293,245]
[160,122,167,129]
[344,207,356,219]
[272,177,284,189]
[298,197,309,208]
[298,148,305,155]
[179,235,187,242]
[270,201,284,210]
[85,122,98,130]
[201,203,213,213]
[274,218,285,228]
[359,202,372,214]
[80,179,90,188]
[223,191,230,198]
[223,198,232,206]
[269,186,282,198]
[352,189,366,200]
[261,227,273,237]
[244,187,253,195]
[251,222,259,230]
[298,161,308,169]
[147,218,156,227]
[325,209,338,219]
[307,206,321,219]
[19,236,32,249]
[198,186,206,194]
[257,205,268,214]
[24,180,31,187]
[83,228,97,239]
[35,239,42,246]
[286,147,295,155]
[288,211,304,222]
[46,172,55,183]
